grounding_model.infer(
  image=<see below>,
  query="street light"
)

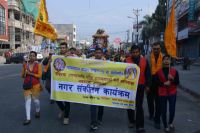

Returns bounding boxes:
[127,16,135,19]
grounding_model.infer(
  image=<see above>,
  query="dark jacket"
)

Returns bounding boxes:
[42,57,51,80]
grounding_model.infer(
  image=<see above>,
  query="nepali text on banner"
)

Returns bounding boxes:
[51,56,140,110]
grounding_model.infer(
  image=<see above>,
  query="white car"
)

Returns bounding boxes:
[23,52,43,62]
[37,52,43,62]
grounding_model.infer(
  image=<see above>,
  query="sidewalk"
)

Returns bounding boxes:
[193,58,200,66]
[175,65,200,99]
[0,56,6,64]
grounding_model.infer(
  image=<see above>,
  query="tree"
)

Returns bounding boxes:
[141,0,167,37]
[140,15,153,44]
[152,0,167,36]
[139,15,154,55]
[140,0,168,53]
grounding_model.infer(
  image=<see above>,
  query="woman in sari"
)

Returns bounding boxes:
[21,51,42,125]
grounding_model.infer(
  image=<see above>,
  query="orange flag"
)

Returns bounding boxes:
[34,0,57,41]
[164,0,176,58]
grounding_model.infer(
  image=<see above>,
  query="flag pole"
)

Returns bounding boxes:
[170,0,175,70]
[169,0,173,72]
[165,0,176,73]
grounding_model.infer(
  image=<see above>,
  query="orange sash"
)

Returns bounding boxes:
[150,52,163,75]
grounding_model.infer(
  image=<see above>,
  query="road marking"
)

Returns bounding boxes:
[0,74,20,79]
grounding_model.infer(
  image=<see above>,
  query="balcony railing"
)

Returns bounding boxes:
[8,19,22,29]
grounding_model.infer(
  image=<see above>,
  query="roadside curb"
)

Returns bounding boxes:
[0,64,18,66]
[192,64,200,67]
[179,84,200,100]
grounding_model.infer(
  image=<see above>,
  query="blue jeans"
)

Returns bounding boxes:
[160,94,176,128]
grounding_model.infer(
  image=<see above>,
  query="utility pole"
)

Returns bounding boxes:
[126,30,130,44]
[132,27,134,45]
[127,16,135,46]
[89,0,91,8]
[133,9,142,45]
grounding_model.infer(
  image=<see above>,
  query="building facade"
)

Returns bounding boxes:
[1,0,35,52]
[0,0,8,51]
[167,0,200,58]
[53,24,76,47]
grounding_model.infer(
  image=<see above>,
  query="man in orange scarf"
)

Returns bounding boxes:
[147,42,163,129]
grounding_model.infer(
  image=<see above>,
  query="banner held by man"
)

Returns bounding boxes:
[51,56,140,110]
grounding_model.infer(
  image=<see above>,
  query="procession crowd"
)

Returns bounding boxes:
[21,42,179,133]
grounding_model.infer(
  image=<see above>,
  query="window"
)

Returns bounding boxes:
[25,16,30,24]
[32,21,35,27]
[26,31,29,39]
[14,11,20,20]
[0,44,10,49]
[8,9,10,18]
[8,26,13,40]
[0,5,6,35]
[15,28,21,41]
[15,44,20,49]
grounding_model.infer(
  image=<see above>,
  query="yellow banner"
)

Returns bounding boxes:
[34,0,57,40]
[51,56,140,109]
[38,0,48,23]
[34,20,57,41]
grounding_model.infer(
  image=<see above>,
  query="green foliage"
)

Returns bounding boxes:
[141,0,167,40]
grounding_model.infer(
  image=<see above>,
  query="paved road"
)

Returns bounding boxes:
[0,64,200,133]
[176,65,200,97]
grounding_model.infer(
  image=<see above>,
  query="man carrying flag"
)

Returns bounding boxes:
[159,0,180,132]
[155,55,180,133]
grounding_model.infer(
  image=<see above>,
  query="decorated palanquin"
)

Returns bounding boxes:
[92,29,109,49]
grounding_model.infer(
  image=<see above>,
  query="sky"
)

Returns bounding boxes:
[46,0,158,42]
